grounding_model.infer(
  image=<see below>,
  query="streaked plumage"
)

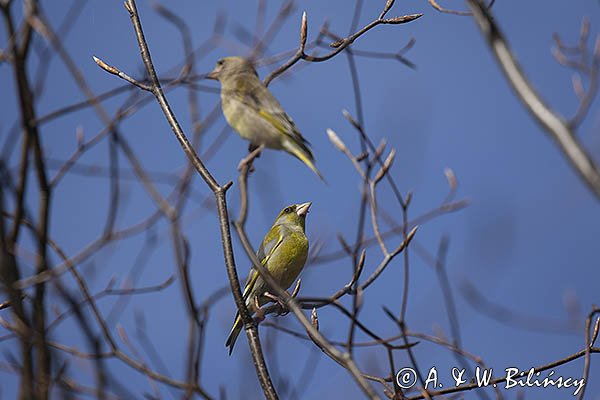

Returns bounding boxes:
[225,202,311,355]
[207,57,324,180]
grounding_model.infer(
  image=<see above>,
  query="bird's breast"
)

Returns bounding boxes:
[267,232,308,291]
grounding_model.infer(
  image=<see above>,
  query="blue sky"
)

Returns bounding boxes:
[1,0,599,399]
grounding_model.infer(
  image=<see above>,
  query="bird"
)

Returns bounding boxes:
[225,202,312,355]
[206,56,324,180]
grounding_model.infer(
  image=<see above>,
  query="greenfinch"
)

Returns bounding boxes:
[226,202,312,355]
[207,57,324,180]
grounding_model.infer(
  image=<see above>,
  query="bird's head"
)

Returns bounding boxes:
[274,202,312,230]
[206,56,257,81]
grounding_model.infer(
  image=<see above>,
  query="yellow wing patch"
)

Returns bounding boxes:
[258,109,289,134]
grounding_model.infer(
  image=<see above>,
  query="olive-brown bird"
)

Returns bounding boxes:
[207,57,324,180]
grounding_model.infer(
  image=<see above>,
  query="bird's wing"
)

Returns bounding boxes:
[258,108,311,148]
[242,224,284,301]
[232,79,313,153]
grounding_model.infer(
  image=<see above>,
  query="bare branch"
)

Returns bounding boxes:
[467,0,600,201]
[94,1,278,398]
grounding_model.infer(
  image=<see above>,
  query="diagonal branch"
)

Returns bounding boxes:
[94,1,279,398]
[467,0,600,201]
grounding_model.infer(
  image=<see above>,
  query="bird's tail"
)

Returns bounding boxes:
[225,312,243,356]
[283,141,326,181]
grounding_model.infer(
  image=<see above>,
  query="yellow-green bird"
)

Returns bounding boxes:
[226,202,312,355]
[207,57,324,180]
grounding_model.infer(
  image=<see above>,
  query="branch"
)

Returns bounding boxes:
[467,0,600,201]
[263,2,422,86]
[94,1,279,398]
[1,1,52,397]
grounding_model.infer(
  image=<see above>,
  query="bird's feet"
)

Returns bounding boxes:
[253,296,266,322]
[237,144,265,172]
[264,291,289,316]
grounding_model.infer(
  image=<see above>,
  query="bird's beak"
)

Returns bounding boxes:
[205,70,218,80]
[296,202,312,217]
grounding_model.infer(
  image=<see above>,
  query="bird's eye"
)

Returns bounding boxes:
[217,59,224,66]
[284,207,293,214]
